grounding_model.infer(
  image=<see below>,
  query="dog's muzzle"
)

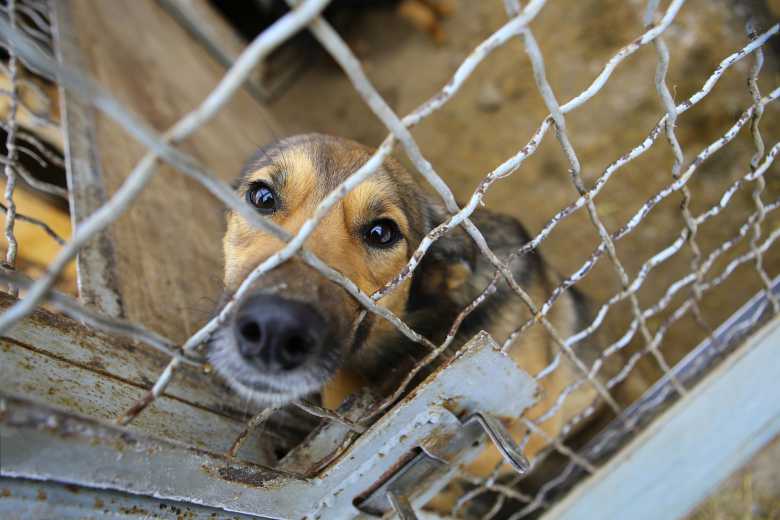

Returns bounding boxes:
[209,260,360,406]
[233,294,326,372]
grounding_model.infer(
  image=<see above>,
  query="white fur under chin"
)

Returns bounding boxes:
[221,376,300,408]
[208,331,325,407]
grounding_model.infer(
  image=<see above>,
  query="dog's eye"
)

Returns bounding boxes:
[246,182,278,214]
[363,219,401,249]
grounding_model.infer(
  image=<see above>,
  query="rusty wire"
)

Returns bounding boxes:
[455,178,780,518]
[444,9,780,517]
[746,22,780,315]
[489,217,780,518]
[504,0,687,403]
[364,23,780,429]
[646,0,711,337]
[0,200,63,244]
[0,0,778,517]
[2,0,19,297]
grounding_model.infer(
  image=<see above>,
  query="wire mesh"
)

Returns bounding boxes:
[0,0,66,297]
[0,0,778,518]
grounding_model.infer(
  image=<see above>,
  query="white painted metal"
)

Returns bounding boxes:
[1,332,538,519]
[0,477,262,519]
[543,316,780,520]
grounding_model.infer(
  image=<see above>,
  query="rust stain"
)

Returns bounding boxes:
[421,428,457,457]
[86,356,107,371]
[94,498,104,508]
[1,488,10,497]
[36,489,47,501]
[63,483,80,494]
[353,448,419,507]
[1,299,251,424]
[215,465,281,487]
[116,391,155,425]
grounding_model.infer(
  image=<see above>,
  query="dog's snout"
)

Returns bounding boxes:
[234,294,325,371]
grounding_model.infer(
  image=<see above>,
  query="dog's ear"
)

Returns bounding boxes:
[408,198,477,310]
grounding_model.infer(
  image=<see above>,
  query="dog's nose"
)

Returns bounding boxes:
[233,294,325,371]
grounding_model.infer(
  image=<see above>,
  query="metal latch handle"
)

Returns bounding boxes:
[469,411,530,474]
[387,490,417,520]
[379,412,529,519]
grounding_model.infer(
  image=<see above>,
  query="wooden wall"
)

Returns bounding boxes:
[56,0,280,343]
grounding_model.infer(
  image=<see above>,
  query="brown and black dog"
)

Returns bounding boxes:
[208,133,607,485]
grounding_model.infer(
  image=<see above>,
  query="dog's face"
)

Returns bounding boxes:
[209,134,440,406]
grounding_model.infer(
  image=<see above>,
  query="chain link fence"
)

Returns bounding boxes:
[1,0,779,518]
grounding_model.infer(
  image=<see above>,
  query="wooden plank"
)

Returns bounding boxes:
[0,293,273,463]
[543,316,780,520]
[158,0,252,64]
[52,1,123,317]
[157,0,267,98]
[55,0,280,342]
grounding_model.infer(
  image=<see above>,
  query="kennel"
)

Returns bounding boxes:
[0,0,779,518]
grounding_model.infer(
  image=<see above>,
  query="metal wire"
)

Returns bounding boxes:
[646,0,711,338]
[746,22,780,315]
[2,0,19,297]
[0,0,778,517]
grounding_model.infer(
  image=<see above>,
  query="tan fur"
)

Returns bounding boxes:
[224,156,411,320]
[220,135,628,512]
[222,140,417,398]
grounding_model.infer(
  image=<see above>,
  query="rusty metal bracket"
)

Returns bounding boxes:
[1,332,537,519]
[356,411,530,518]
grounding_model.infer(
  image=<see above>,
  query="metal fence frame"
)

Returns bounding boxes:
[0,0,779,518]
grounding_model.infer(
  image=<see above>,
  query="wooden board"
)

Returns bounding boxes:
[55,0,280,342]
[0,292,273,463]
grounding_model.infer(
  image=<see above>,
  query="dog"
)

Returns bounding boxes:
[208,133,611,506]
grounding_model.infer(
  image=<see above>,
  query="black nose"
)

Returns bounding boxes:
[233,294,325,371]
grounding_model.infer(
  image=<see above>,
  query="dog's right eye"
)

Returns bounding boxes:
[246,182,278,214]
[363,219,401,249]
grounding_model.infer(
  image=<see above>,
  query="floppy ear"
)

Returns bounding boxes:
[408,198,477,311]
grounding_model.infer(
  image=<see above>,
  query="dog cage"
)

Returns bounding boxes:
[1,0,779,518]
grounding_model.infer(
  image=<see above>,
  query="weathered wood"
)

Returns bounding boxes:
[543,316,780,520]
[54,0,280,342]
[52,0,123,317]
[157,0,268,99]
[0,293,273,463]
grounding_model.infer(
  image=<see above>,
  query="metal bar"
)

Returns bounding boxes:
[0,394,306,519]
[543,315,780,520]
[388,491,419,520]
[469,412,530,474]
[585,274,780,465]
[2,0,20,297]
[0,476,263,519]
[1,332,538,519]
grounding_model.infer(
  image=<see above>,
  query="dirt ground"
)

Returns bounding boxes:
[261,0,780,516]
[688,433,780,519]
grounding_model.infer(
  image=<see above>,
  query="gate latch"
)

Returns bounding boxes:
[356,410,530,518]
